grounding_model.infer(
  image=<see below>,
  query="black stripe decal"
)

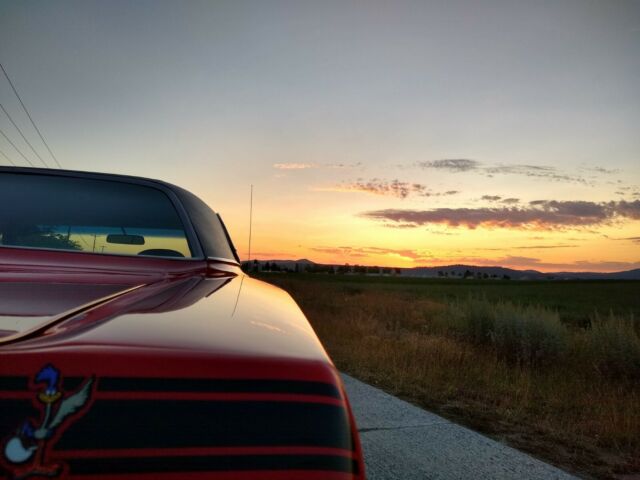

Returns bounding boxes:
[55,400,353,451]
[0,377,341,398]
[97,377,341,398]
[67,454,358,475]
[0,400,33,432]
[0,376,84,391]
[0,376,27,391]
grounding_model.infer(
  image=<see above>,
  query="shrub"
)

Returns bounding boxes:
[586,313,640,380]
[491,303,569,367]
[434,296,495,344]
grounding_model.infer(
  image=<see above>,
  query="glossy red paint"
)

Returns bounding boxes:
[0,246,365,479]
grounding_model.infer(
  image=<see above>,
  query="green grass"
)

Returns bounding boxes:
[263,274,640,327]
[256,273,640,479]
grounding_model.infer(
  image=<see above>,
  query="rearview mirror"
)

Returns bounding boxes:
[106,234,145,245]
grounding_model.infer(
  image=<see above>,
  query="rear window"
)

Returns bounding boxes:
[0,173,193,258]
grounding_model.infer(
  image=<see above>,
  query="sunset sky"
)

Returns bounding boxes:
[1,0,639,272]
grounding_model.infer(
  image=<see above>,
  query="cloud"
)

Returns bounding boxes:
[481,195,519,204]
[615,200,640,220]
[320,179,426,198]
[273,163,316,170]
[273,162,362,170]
[325,162,363,169]
[318,179,460,199]
[312,247,368,258]
[484,164,587,184]
[417,158,588,184]
[512,244,578,249]
[251,251,297,259]
[312,246,431,261]
[613,236,640,243]
[582,166,620,174]
[361,200,640,230]
[477,244,579,250]
[419,159,480,172]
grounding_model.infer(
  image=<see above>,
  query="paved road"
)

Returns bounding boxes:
[341,374,579,480]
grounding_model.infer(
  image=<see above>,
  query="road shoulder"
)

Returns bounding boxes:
[342,373,579,480]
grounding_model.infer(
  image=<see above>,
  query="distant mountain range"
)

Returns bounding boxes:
[244,259,640,280]
[400,264,640,280]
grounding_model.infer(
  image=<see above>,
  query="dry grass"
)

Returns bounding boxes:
[258,274,640,479]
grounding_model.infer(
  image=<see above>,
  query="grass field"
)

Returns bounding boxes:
[256,273,640,479]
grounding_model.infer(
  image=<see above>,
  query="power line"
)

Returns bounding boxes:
[0,126,34,166]
[0,146,17,166]
[0,101,49,167]
[0,62,62,168]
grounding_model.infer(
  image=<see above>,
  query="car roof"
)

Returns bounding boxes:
[0,165,183,194]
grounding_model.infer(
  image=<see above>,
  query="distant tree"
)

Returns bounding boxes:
[3,227,81,251]
[438,270,444,277]
[502,274,511,280]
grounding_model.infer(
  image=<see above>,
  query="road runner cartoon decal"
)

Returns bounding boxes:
[3,365,94,479]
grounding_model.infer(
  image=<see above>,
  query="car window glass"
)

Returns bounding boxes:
[0,173,192,258]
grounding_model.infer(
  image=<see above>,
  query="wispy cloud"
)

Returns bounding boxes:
[312,246,432,261]
[325,162,363,169]
[317,179,460,199]
[318,179,426,198]
[481,195,520,204]
[273,162,362,170]
[418,159,479,172]
[251,251,298,259]
[484,164,586,184]
[361,200,640,230]
[273,163,317,170]
[613,236,640,244]
[512,244,578,249]
[581,166,620,175]
[418,159,588,184]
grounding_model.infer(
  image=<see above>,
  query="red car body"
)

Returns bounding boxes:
[0,167,365,479]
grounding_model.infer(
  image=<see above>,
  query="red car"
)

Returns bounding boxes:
[0,166,365,480]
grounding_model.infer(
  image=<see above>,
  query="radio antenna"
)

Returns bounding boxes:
[248,184,253,265]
